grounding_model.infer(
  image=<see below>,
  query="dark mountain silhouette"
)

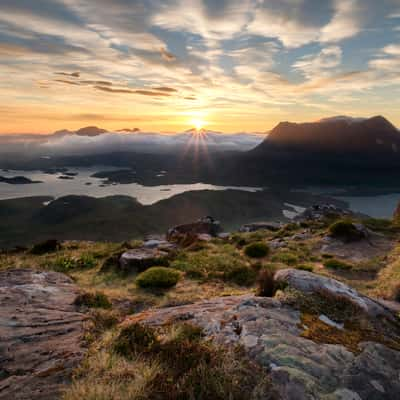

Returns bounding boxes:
[226,116,400,186]
[252,115,400,156]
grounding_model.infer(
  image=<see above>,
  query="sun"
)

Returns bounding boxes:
[190,118,205,131]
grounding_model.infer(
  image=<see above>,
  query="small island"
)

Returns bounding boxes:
[0,175,42,185]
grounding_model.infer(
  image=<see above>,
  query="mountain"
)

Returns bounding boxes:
[75,126,108,136]
[227,115,400,186]
[253,115,400,155]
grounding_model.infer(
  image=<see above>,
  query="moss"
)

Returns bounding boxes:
[135,267,181,289]
[362,218,393,232]
[244,242,269,258]
[74,291,112,309]
[324,258,353,271]
[296,264,314,272]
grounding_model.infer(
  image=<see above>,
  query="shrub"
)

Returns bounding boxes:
[74,291,112,309]
[114,323,159,357]
[30,239,61,255]
[296,264,314,272]
[323,258,353,271]
[328,219,364,241]
[244,242,269,258]
[135,267,181,289]
[256,267,276,297]
[272,251,298,266]
[223,265,257,286]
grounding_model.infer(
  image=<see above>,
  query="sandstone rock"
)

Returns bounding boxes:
[127,293,400,400]
[240,221,282,232]
[274,269,395,321]
[0,269,86,400]
[119,247,171,272]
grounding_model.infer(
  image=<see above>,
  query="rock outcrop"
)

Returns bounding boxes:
[295,204,353,222]
[166,216,221,243]
[274,269,395,321]
[0,269,86,400]
[128,270,400,400]
[240,221,282,232]
[119,247,172,272]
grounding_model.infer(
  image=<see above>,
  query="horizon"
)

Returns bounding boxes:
[2,114,399,136]
[1,1,400,133]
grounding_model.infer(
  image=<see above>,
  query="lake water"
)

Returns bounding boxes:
[1,168,399,218]
[0,167,261,205]
[336,194,400,219]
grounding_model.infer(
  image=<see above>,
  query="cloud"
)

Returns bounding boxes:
[55,71,80,77]
[293,46,343,79]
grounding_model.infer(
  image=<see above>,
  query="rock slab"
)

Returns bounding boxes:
[0,269,86,400]
[128,293,400,399]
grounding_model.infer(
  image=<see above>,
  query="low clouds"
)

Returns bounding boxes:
[0,130,264,157]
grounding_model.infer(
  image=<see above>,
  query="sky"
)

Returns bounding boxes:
[1,0,400,134]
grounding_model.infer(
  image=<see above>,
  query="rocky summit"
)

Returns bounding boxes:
[0,206,400,399]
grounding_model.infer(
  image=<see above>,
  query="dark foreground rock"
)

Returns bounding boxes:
[295,204,353,222]
[128,270,400,400]
[0,269,86,400]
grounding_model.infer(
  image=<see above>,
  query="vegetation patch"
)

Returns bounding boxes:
[244,242,270,258]
[74,291,112,309]
[271,251,299,266]
[135,267,181,289]
[109,322,275,400]
[30,239,61,255]
[328,219,364,242]
[256,267,276,297]
[53,253,97,272]
[324,258,353,271]
[296,264,314,272]
[171,244,255,285]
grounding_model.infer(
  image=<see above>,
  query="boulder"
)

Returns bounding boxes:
[127,292,400,400]
[240,221,282,232]
[119,247,171,272]
[274,268,395,321]
[0,269,86,400]
[166,216,221,242]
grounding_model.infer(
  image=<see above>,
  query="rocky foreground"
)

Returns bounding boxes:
[128,269,400,400]
[0,269,86,400]
[1,205,400,399]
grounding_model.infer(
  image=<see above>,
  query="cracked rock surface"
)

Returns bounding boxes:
[128,289,400,399]
[0,269,86,400]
